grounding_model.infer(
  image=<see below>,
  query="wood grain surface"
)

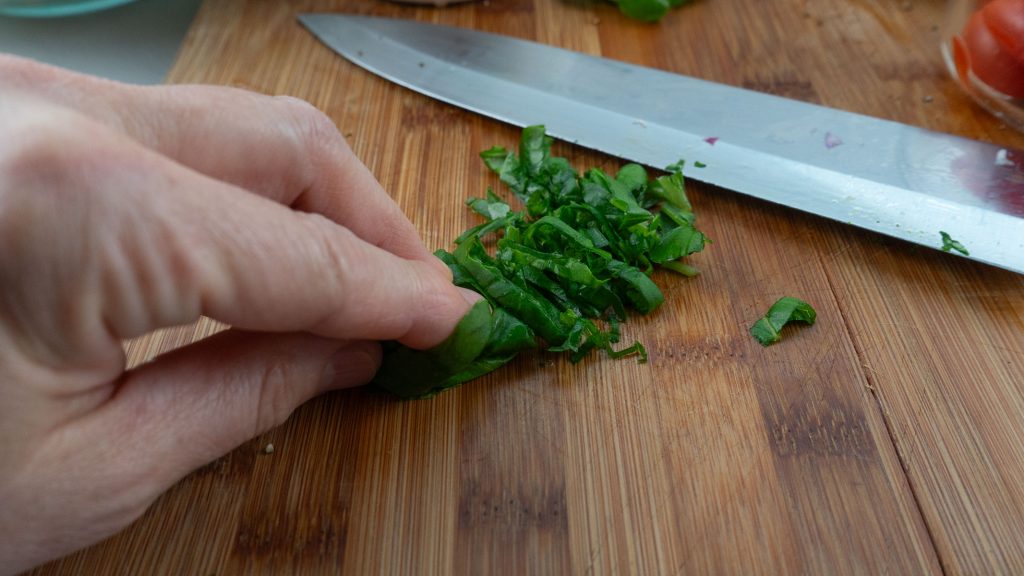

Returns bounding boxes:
[29,0,1024,574]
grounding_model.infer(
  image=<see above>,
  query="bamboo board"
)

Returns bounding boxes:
[31,0,1024,573]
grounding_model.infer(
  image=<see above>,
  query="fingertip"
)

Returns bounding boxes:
[457,287,483,306]
[368,241,481,351]
[430,252,455,280]
[322,341,382,391]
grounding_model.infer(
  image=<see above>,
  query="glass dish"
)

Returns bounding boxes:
[941,0,1024,132]
[0,0,137,18]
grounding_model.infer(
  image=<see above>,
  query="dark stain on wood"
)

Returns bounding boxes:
[459,480,568,528]
[401,97,468,128]
[741,78,820,104]
[646,336,749,365]
[456,362,571,574]
[761,393,874,459]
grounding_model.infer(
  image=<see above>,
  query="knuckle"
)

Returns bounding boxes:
[270,95,349,194]
[303,213,357,288]
[0,112,118,197]
[0,114,123,269]
[274,94,348,155]
[0,54,61,90]
[0,116,86,250]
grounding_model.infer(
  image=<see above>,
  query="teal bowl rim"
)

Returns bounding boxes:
[0,0,138,18]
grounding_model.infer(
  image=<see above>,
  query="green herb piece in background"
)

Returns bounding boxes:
[749,297,816,347]
[616,0,692,23]
[940,231,969,255]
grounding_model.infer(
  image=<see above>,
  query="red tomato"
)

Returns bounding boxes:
[958,1,1024,98]
[983,0,1024,61]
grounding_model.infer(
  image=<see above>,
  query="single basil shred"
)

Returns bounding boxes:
[615,0,692,22]
[939,231,969,255]
[749,297,817,347]
[374,125,707,399]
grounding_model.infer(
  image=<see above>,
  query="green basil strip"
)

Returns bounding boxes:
[650,221,707,264]
[939,231,969,255]
[749,297,817,347]
[455,238,568,345]
[373,299,494,398]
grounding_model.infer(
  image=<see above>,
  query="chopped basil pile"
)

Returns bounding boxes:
[749,297,817,347]
[374,125,707,399]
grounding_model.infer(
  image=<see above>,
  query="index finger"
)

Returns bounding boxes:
[0,55,442,268]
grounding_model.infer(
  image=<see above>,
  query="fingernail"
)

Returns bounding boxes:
[431,254,455,281]
[322,342,383,390]
[457,287,484,307]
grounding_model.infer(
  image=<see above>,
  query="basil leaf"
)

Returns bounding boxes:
[373,300,493,398]
[939,231,969,255]
[647,171,692,213]
[480,146,510,172]
[659,261,701,277]
[749,297,817,347]
[455,238,569,346]
[467,188,511,220]
[616,0,671,22]
[615,0,690,22]
[616,164,648,194]
[650,221,707,264]
[519,125,551,177]
[606,260,664,314]
[374,300,538,399]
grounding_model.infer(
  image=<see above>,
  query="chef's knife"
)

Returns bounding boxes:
[298,14,1024,274]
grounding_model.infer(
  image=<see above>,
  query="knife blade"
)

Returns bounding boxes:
[298,14,1024,275]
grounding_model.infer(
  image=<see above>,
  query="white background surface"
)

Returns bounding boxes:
[0,0,202,84]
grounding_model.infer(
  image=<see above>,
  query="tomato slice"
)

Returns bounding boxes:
[983,0,1024,62]
[952,35,972,85]
[961,8,1024,98]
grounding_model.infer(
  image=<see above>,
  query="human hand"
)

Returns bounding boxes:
[0,55,473,574]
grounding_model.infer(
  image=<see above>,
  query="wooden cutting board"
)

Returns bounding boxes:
[31,0,1024,574]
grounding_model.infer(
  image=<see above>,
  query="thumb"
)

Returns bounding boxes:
[118,330,380,480]
[17,330,379,571]
[53,330,379,524]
